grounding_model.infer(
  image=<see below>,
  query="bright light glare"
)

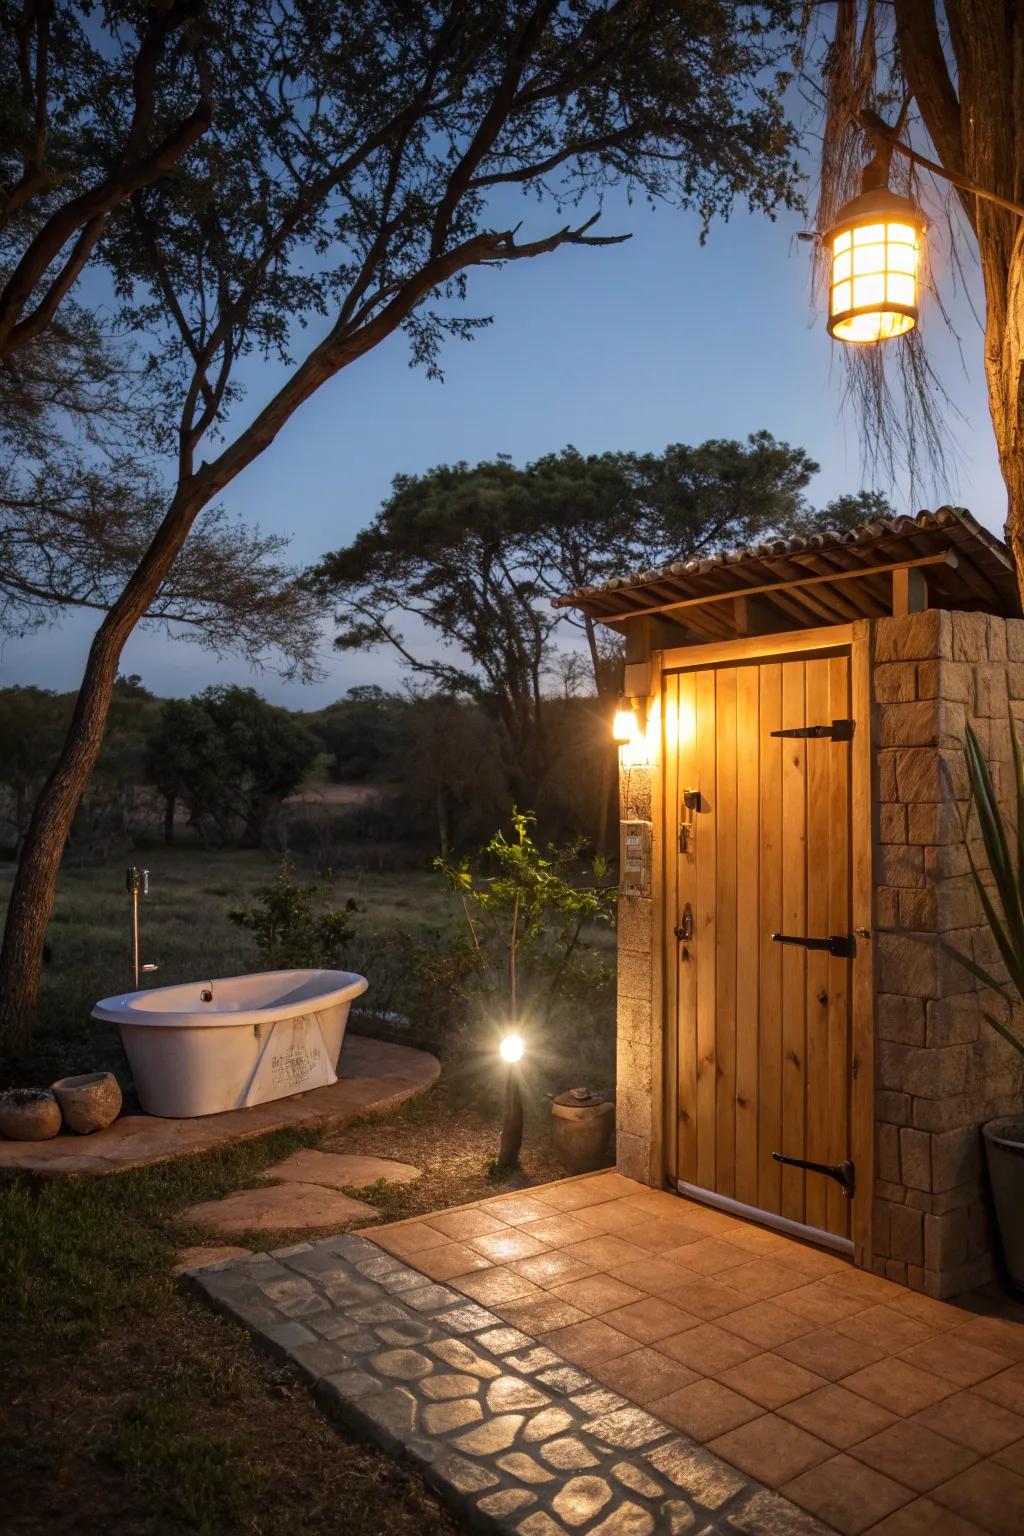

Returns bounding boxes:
[499,1034,524,1063]
[612,705,637,745]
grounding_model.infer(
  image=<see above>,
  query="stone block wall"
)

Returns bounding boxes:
[615,759,659,1184]
[872,609,1024,1297]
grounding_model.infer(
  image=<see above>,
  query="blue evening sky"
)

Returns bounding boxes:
[1,181,1003,709]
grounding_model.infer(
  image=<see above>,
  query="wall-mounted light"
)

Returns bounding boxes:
[612,695,639,745]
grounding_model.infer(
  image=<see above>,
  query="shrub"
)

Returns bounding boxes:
[227,860,354,970]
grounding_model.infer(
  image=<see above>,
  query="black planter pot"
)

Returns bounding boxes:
[983,1116,1024,1299]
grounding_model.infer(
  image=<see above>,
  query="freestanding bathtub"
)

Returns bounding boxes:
[91,969,368,1118]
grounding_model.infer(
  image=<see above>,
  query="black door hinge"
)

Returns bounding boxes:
[770,719,853,741]
[772,1153,856,1199]
[771,931,855,959]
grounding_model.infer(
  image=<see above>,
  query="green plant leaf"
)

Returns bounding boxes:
[981,1010,1024,1061]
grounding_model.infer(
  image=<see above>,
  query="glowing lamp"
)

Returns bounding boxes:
[824,185,925,345]
[612,697,638,745]
[499,1033,524,1064]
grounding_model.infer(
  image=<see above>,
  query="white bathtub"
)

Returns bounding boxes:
[91,969,368,1118]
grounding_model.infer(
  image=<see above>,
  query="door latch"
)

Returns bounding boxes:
[679,788,701,853]
[770,719,853,741]
[771,931,855,959]
[674,904,694,942]
[772,1152,856,1199]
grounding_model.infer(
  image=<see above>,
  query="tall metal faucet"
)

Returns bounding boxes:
[126,866,159,989]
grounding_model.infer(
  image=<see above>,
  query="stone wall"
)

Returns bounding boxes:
[615,759,659,1185]
[872,609,1024,1297]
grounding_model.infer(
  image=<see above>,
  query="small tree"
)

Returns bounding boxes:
[145,686,318,847]
[229,861,354,971]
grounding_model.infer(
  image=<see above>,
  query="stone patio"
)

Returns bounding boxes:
[0,1035,438,1178]
[363,1171,1024,1535]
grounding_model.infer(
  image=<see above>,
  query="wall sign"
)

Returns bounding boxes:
[620,819,652,897]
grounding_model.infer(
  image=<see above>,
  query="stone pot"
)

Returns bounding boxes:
[0,1087,62,1141]
[551,1088,614,1174]
[983,1116,1024,1298]
[51,1071,123,1134]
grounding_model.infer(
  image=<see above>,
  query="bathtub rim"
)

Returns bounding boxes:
[91,967,368,1029]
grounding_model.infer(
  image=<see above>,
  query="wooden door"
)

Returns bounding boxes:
[666,650,854,1243]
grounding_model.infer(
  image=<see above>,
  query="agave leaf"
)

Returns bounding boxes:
[1010,708,1024,886]
[964,851,1024,999]
[981,1010,1024,1061]
[964,726,1024,967]
[944,943,1014,999]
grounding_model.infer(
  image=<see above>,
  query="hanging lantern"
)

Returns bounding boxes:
[824,185,925,344]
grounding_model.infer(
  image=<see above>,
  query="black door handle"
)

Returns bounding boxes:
[772,1152,856,1199]
[771,932,854,959]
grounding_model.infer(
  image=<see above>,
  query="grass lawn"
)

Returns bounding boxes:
[0,844,613,1532]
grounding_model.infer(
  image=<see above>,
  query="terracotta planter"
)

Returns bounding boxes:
[0,1088,61,1141]
[52,1071,122,1134]
[551,1088,614,1174]
[983,1116,1024,1298]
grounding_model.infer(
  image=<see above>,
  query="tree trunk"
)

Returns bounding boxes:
[0,483,203,1042]
[163,793,175,846]
[986,225,1024,599]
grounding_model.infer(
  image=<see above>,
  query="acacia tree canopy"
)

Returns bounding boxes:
[1,0,805,1039]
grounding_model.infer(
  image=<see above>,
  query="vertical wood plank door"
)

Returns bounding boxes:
[667,652,854,1244]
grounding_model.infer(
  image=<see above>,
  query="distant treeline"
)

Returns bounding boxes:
[0,676,615,864]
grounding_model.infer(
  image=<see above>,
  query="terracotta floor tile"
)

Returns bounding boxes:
[660,1274,748,1321]
[777,1279,875,1326]
[952,1317,1024,1363]
[716,1351,828,1410]
[476,1194,553,1226]
[899,1334,1012,1389]
[867,1495,989,1536]
[508,1251,597,1289]
[672,1237,753,1275]
[721,1224,791,1256]
[776,1326,889,1382]
[912,1389,1024,1455]
[770,1242,850,1279]
[781,1452,913,1534]
[573,1199,645,1233]
[721,1259,815,1301]
[658,1321,760,1373]
[590,1345,701,1405]
[533,1172,639,1210]
[932,1458,1024,1536]
[843,1357,956,1416]
[452,1266,542,1306]
[601,1295,698,1344]
[886,1292,971,1333]
[716,1299,816,1348]
[496,1293,590,1335]
[619,1189,700,1221]
[517,1214,597,1248]
[549,1275,646,1315]
[850,1418,979,1493]
[412,1241,494,1281]
[778,1382,899,1449]
[542,1317,637,1368]
[652,1378,761,1441]
[825,1268,907,1306]
[561,1234,650,1270]
[625,1217,702,1253]
[835,1304,940,1353]
[975,1363,1024,1417]
[708,1412,832,1487]
[469,1228,549,1263]
[994,1437,1024,1477]
[609,1257,692,1295]
[371,1220,449,1257]
[425,1207,508,1241]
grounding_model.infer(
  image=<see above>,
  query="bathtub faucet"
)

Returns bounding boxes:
[126,866,158,989]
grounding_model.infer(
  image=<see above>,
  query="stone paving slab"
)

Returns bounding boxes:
[186,1234,833,1536]
[0,1036,439,1179]
[266,1149,422,1188]
[183,1181,378,1233]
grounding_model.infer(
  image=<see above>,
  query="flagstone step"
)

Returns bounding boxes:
[183,1182,377,1234]
[265,1148,422,1188]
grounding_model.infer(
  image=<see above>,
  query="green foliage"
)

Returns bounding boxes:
[950,715,1024,1059]
[435,808,615,1038]
[228,860,355,971]
[146,686,318,848]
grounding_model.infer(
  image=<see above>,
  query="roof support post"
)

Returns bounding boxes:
[892,566,929,615]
